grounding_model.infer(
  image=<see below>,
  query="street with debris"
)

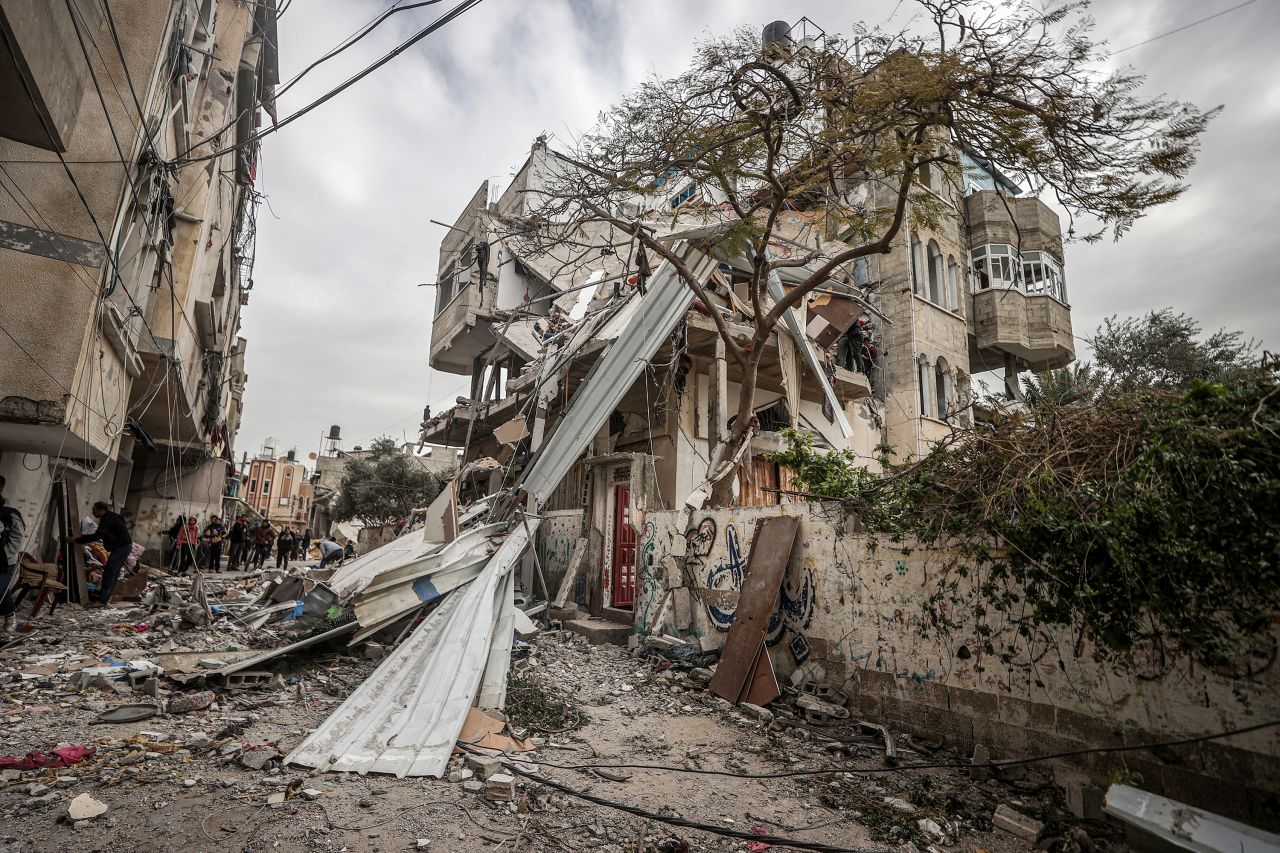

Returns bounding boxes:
[1,576,1089,852]
[1,1,1277,851]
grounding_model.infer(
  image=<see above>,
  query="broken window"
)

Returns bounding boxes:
[970,244,1020,290]
[927,240,944,305]
[935,357,952,421]
[917,354,932,419]
[947,256,961,313]
[910,235,924,296]
[669,183,698,208]
[1021,251,1067,303]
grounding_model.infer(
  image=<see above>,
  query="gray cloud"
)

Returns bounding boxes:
[237,0,1278,459]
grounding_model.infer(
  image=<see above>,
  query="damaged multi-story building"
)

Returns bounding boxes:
[0,0,279,561]
[421,132,1074,625]
[383,21,1276,822]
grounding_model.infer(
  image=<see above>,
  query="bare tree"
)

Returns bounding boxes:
[511,0,1216,505]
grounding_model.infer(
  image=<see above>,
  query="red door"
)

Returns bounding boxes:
[611,484,636,608]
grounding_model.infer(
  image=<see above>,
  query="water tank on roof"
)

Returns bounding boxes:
[762,21,793,61]
[287,449,296,462]
[328,425,342,440]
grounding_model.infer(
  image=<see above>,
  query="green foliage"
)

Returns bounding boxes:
[1091,308,1258,391]
[1023,362,1102,408]
[333,437,448,526]
[773,377,1280,669]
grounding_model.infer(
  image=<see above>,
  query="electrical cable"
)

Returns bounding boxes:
[173,0,487,167]
[497,760,874,853]
[176,0,448,161]
[1109,0,1259,55]
[520,717,1280,780]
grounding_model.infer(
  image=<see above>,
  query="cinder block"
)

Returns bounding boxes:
[222,671,274,689]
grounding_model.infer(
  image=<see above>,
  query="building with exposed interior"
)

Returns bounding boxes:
[418,23,1073,629]
[0,0,279,561]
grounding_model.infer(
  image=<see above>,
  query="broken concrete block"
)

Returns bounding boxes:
[739,703,774,724]
[267,792,286,805]
[465,754,502,781]
[238,750,275,771]
[67,794,108,821]
[447,768,474,784]
[461,780,484,794]
[26,783,49,796]
[300,789,323,801]
[361,642,385,661]
[992,804,1043,840]
[548,605,577,622]
[687,667,713,685]
[484,773,515,801]
[672,587,692,626]
[1064,779,1105,821]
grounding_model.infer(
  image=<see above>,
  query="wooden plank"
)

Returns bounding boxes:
[60,482,89,605]
[708,514,799,704]
[551,536,587,608]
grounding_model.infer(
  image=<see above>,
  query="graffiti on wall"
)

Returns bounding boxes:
[634,520,662,633]
[685,516,817,661]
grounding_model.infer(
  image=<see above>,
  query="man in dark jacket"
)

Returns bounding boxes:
[71,501,132,607]
[226,516,247,571]
[0,476,26,632]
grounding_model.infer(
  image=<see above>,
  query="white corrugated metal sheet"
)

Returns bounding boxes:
[284,519,538,778]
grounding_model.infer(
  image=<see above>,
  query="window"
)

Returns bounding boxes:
[435,264,456,315]
[927,240,943,305]
[262,481,270,494]
[1021,251,1067,303]
[947,256,961,313]
[910,235,924,296]
[249,479,257,495]
[669,183,697,208]
[970,244,1020,290]
[935,357,952,421]
[918,162,933,188]
[279,497,289,507]
[917,355,932,418]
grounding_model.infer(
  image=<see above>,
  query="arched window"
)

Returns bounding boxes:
[935,357,952,421]
[910,235,924,296]
[917,354,932,419]
[927,240,943,304]
[947,256,960,312]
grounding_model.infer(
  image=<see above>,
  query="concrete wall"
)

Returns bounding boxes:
[536,509,584,599]
[636,503,1280,827]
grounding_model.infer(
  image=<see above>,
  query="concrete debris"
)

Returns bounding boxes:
[992,804,1044,840]
[66,794,108,821]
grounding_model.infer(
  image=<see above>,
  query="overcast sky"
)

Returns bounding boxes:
[237,0,1279,463]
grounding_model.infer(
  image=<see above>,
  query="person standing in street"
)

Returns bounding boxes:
[275,527,295,570]
[253,521,274,570]
[0,476,26,632]
[300,527,312,562]
[227,516,246,571]
[70,502,133,607]
[203,516,227,573]
[174,515,200,575]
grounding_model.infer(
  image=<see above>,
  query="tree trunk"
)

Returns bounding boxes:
[708,350,762,507]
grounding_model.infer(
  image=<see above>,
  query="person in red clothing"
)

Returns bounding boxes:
[174,516,200,575]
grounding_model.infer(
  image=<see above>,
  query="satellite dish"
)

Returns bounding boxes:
[308,452,317,460]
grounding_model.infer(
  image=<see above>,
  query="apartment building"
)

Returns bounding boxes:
[0,0,278,560]
[244,450,310,531]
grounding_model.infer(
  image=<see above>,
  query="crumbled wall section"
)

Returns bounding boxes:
[637,503,1280,828]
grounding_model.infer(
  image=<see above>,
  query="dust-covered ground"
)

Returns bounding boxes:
[0,587,1112,852]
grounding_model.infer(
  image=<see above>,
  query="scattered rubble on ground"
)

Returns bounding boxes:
[0,585,1122,851]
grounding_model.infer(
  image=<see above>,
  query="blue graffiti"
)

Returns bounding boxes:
[766,565,815,646]
[705,525,745,631]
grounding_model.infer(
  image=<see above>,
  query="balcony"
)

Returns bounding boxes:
[970,287,1074,371]
[428,278,498,374]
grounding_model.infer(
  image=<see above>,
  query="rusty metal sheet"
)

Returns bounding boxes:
[708,514,799,704]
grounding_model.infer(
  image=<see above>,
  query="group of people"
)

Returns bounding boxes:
[165,516,320,573]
